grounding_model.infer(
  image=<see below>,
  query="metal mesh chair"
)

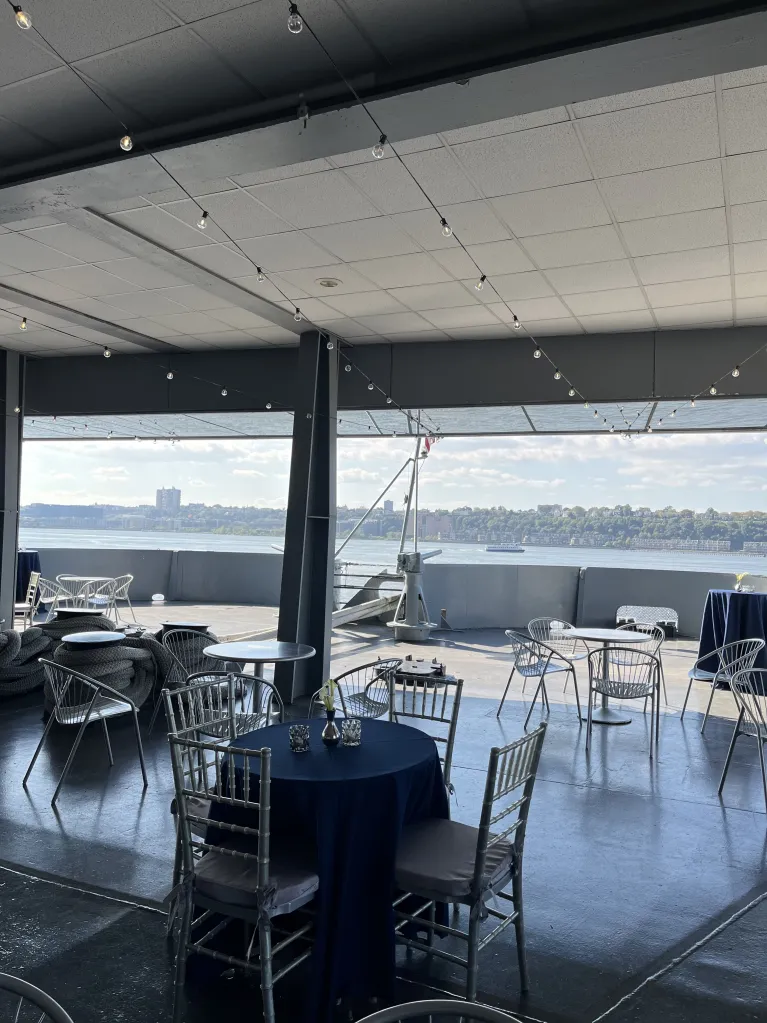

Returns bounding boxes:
[0,974,74,1023]
[169,735,317,1023]
[718,667,767,811]
[84,578,116,617]
[528,616,587,696]
[149,629,222,731]
[497,630,581,729]
[681,638,765,734]
[389,675,463,790]
[358,1000,522,1022]
[14,570,41,629]
[38,578,67,621]
[113,574,136,622]
[616,621,668,704]
[586,648,660,758]
[55,575,87,607]
[393,723,547,999]
[23,658,148,806]
[332,657,402,718]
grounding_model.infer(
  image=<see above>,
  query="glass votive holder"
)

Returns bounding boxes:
[341,717,362,747]
[289,724,310,752]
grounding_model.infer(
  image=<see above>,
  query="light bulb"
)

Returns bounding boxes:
[690,399,696,408]
[266,402,272,409]
[14,406,20,413]
[256,268,265,282]
[647,426,653,433]
[584,402,590,409]
[326,340,334,350]
[593,410,598,418]
[568,388,575,397]
[609,426,615,433]
[513,315,521,330]
[166,371,174,380]
[221,388,228,396]
[103,347,111,358]
[554,369,561,380]
[20,318,26,331]
[197,211,208,230]
[344,363,352,373]
[119,135,133,152]
[709,385,717,395]
[372,134,386,159]
[386,396,392,404]
[732,366,740,377]
[533,348,542,359]
[294,308,302,322]
[670,410,676,418]
[13,7,31,30]
[475,275,486,292]
[306,412,312,419]
[440,218,452,238]
[287,4,302,33]
[658,418,663,425]
[367,382,374,391]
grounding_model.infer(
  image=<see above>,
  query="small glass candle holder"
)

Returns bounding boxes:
[289,724,310,752]
[341,718,362,747]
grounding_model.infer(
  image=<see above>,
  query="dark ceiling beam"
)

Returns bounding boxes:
[0,282,177,353]
[3,10,767,219]
[59,208,301,335]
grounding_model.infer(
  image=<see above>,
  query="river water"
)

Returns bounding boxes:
[17,526,764,575]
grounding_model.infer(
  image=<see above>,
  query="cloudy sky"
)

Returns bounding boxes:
[18,430,767,512]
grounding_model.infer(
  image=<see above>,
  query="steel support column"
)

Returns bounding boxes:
[0,353,24,628]
[275,331,337,703]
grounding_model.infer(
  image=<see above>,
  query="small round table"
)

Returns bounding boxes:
[565,627,650,725]
[203,640,315,677]
[61,631,125,651]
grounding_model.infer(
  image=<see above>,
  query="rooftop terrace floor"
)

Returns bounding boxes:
[2,604,765,1022]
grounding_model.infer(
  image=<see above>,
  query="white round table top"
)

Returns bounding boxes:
[58,575,114,583]
[204,641,316,664]
[565,627,650,643]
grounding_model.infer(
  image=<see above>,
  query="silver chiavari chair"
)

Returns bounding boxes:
[497,630,581,728]
[357,1000,522,1022]
[586,648,660,759]
[393,723,547,1000]
[681,638,764,734]
[718,667,767,812]
[0,974,74,1023]
[332,657,402,718]
[23,659,148,806]
[169,736,317,1023]
[389,674,463,792]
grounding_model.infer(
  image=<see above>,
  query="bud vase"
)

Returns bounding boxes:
[321,709,341,747]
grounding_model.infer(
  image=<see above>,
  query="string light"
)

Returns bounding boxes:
[584,402,590,409]
[553,369,561,380]
[265,402,272,409]
[709,385,717,395]
[440,218,452,238]
[513,315,521,330]
[533,348,542,359]
[732,366,740,377]
[119,135,133,152]
[166,371,174,380]
[372,134,386,159]
[367,382,374,391]
[294,308,302,322]
[14,406,20,414]
[386,396,392,404]
[197,211,208,230]
[647,426,653,433]
[287,3,303,33]
[670,410,676,418]
[20,318,26,331]
[609,426,615,433]
[13,7,31,29]
[221,388,228,396]
[103,347,111,358]
[344,363,352,372]
[475,275,486,292]
[690,399,696,408]
[568,388,576,397]
[256,268,266,282]
[326,340,334,350]
[593,410,598,418]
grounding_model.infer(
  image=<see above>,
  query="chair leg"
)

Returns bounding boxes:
[569,667,582,720]
[51,717,91,806]
[466,901,481,1002]
[680,677,695,721]
[172,888,193,1022]
[701,682,718,735]
[649,689,655,760]
[426,900,436,954]
[512,866,529,992]
[523,679,544,731]
[101,719,114,766]
[166,822,182,940]
[496,666,516,718]
[718,709,743,796]
[660,660,668,705]
[760,740,767,815]
[133,710,148,788]
[259,917,276,1023]
[126,596,137,623]
[148,694,164,734]
[585,685,594,752]
[22,712,57,787]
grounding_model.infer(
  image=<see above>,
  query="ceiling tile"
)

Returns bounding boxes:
[572,78,713,118]
[191,330,254,346]
[150,311,234,333]
[406,200,510,246]
[646,277,732,307]
[100,291,188,316]
[239,326,297,345]
[422,305,502,329]
[513,317,581,335]
[93,257,187,290]
[442,325,516,340]
[492,182,611,237]
[355,312,435,333]
[67,297,140,321]
[633,247,730,285]
[452,123,591,197]
[111,317,181,337]
[0,273,85,306]
[620,209,727,257]
[388,282,477,311]
[579,310,655,332]
[654,301,732,326]
[153,285,230,311]
[734,241,767,274]
[249,171,381,229]
[207,307,274,330]
[730,201,767,243]
[232,160,332,187]
[442,108,568,144]
[734,272,767,298]
[726,151,767,205]
[325,292,406,317]
[501,296,572,320]
[578,95,719,176]
[566,288,648,316]
[388,210,460,252]
[430,248,482,278]
[472,271,554,301]
[185,190,291,240]
[521,226,625,268]
[735,297,767,320]
[599,161,724,221]
[230,233,335,272]
[722,83,767,155]
[276,264,376,297]
[36,264,143,298]
[721,66,767,88]
[340,160,430,215]
[349,253,451,289]
[111,207,215,250]
[545,259,638,294]
[281,297,339,321]
[0,235,80,272]
[401,149,482,205]
[23,224,128,263]
[464,239,534,274]
[309,317,375,337]
[306,219,420,262]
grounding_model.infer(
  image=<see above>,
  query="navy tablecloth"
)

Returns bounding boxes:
[209,718,449,1020]
[16,550,40,602]
[697,589,767,673]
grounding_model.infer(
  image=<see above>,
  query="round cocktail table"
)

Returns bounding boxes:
[565,627,650,725]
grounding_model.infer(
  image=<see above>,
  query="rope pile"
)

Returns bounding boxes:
[0,628,53,696]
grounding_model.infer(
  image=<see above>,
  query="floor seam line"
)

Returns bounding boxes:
[0,861,167,915]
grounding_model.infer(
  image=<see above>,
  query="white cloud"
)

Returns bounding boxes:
[91,466,129,481]
[233,469,266,477]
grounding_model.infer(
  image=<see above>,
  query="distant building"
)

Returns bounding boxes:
[383,499,394,513]
[156,487,181,513]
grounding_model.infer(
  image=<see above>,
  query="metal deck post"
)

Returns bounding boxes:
[0,352,24,628]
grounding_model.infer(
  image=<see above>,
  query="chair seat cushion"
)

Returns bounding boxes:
[195,840,318,916]
[689,668,715,681]
[395,818,513,901]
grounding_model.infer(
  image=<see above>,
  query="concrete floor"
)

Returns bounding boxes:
[3,603,766,1021]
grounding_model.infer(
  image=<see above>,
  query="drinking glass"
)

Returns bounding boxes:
[289,724,310,752]
[341,718,362,747]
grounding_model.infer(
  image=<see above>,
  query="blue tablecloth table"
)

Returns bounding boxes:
[697,589,767,673]
[209,717,448,1020]
[16,550,40,603]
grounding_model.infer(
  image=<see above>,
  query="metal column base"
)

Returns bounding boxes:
[389,622,439,642]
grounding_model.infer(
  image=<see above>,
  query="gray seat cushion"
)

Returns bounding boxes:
[689,668,715,681]
[195,840,318,916]
[395,818,513,902]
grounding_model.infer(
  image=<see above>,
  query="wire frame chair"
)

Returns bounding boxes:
[616,621,668,704]
[113,573,136,622]
[528,616,587,698]
[23,658,148,806]
[37,578,66,621]
[332,657,403,718]
[718,667,767,811]
[55,575,88,607]
[0,974,75,1023]
[149,628,222,731]
[14,570,41,629]
[389,675,463,790]
[585,648,660,758]
[681,638,765,734]
[497,630,581,729]
[84,577,117,617]
[357,999,522,1022]
[169,735,317,1023]
[393,723,547,1000]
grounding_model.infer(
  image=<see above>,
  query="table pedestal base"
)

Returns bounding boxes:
[586,705,632,726]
